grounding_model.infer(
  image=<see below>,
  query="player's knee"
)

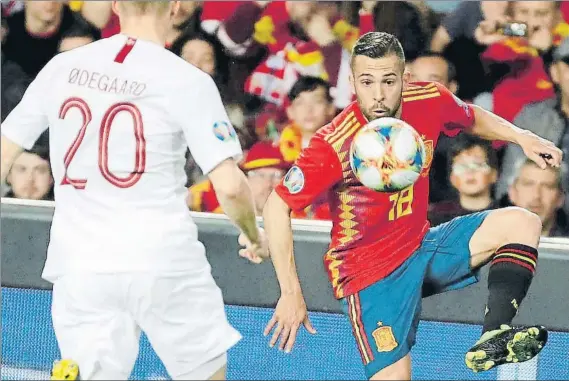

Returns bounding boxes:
[369,355,411,381]
[489,207,542,245]
[503,207,542,238]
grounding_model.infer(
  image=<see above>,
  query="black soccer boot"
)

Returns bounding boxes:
[465,324,548,373]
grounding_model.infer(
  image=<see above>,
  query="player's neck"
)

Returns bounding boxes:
[458,193,492,211]
[119,18,167,47]
[25,13,61,36]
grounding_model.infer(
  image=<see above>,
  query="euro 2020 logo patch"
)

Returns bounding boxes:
[283,166,305,194]
[213,121,237,142]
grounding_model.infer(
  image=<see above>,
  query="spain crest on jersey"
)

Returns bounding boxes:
[421,139,434,177]
[372,322,398,352]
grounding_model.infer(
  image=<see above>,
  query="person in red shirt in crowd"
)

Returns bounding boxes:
[245,32,562,380]
[188,140,290,216]
[212,1,357,110]
[189,140,330,220]
[476,1,569,127]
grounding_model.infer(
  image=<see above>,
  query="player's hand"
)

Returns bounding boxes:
[264,293,317,353]
[238,228,269,264]
[518,132,563,169]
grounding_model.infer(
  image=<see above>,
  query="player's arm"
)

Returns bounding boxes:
[470,106,562,169]
[180,73,265,260]
[209,159,260,246]
[262,137,343,352]
[437,83,563,169]
[1,58,53,185]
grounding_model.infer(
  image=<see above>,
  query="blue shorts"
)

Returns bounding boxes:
[340,211,491,379]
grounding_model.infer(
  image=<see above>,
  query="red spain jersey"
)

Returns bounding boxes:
[275,82,475,299]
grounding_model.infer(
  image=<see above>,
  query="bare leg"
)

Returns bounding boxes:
[370,354,411,381]
[468,207,541,269]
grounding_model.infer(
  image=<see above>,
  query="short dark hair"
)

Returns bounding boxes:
[351,32,405,66]
[288,76,333,103]
[59,15,101,48]
[413,52,457,83]
[450,134,499,170]
[26,143,50,163]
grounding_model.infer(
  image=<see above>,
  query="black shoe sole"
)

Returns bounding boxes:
[465,326,548,373]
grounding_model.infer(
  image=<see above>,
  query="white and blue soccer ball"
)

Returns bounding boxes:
[349,117,426,193]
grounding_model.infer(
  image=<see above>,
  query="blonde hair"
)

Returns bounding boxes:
[119,1,170,15]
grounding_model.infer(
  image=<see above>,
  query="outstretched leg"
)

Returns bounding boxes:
[466,207,547,372]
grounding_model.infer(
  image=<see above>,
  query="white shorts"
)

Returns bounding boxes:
[51,270,241,380]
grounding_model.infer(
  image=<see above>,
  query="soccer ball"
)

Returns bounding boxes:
[349,117,426,193]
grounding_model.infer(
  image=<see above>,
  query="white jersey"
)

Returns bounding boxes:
[2,34,242,281]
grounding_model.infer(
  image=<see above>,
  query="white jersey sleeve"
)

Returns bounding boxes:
[1,56,57,149]
[180,74,243,175]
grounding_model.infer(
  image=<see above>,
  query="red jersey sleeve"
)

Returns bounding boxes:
[435,83,476,137]
[275,135,343,211]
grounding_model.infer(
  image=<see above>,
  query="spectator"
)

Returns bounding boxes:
[188,141,290,215]
[1,49,31,122]
[170,32,228,88]
[2,1,95,78]
[409,52,459,203]
[4,145,53,201]
[431,1,509,100]
[428,135,499,226]
[215,1,354,109]
[476,1,569,125]
[508,159,568,237]
[372,1,428,62]
[72,1,203,44]
[409,51,458,94]
[57,14,99,52]
[497,36,569,210]
[279,76,336,162]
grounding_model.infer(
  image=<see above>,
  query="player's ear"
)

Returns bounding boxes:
[402,70,411,91]
[349,74,355,94]
[170,1,181,18]
[111,1,120,16]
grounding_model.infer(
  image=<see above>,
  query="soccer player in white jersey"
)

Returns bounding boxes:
[0,2,268,380]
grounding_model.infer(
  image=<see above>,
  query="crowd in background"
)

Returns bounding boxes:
[1,0,567,238]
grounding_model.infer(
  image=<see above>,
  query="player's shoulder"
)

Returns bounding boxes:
[402,81,450,103]
[316,102,362,144]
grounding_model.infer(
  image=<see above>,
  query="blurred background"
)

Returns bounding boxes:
[2,0,567,238]
[1,2,568,381]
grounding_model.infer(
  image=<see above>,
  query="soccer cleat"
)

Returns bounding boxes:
[51,359,80,380]
[465,325,548,373]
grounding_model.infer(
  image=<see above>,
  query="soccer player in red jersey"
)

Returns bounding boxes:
[239,32,563,380]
